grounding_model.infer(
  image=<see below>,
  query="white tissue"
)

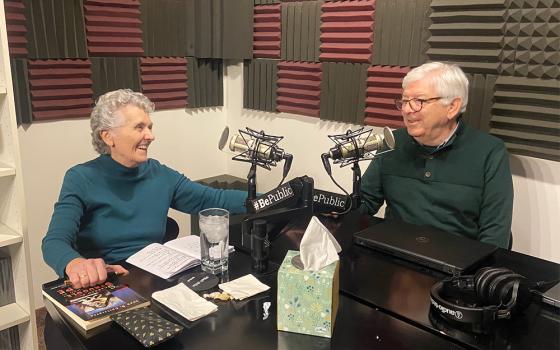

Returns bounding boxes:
[218,274,270,300]
[152,283,218,321]
[300,216,341,271]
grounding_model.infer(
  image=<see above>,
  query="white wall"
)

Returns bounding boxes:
[18,108,228,307]
[18,61,559,308]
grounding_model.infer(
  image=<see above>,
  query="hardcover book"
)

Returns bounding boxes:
[42,279,150,332]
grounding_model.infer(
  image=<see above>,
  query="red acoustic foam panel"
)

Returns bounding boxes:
[4,0,27,57]
[28,59,93,120]
[320,0,375,63]
[253,4,281,59]
[84,0,144,56]
[140,57,188,110]
[364,65,410,128]
[276,61,322,118]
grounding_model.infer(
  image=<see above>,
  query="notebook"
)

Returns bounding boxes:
[353,220,498,275]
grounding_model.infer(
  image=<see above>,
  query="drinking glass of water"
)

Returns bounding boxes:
[199,208,229,274]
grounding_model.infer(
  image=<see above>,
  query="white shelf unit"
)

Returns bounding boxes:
[0,0,38,349]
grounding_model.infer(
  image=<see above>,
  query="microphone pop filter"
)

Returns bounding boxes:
[218,126,229,151]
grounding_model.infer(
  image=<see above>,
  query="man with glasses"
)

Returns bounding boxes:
[360,62,513,248]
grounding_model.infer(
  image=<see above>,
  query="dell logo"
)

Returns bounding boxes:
[416,236,430,243]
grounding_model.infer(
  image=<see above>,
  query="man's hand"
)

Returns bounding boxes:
[65,257,129,289]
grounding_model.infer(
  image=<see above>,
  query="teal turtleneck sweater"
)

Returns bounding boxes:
[42,155,247,277]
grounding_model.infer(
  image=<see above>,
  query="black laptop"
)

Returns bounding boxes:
[353,220,498,275]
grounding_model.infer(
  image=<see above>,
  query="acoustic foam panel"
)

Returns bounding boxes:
[500,0,560,79]
[490,75,559,161]
[91,57,140,99]
[25,0,87,59]
[319,0,375,63]
[320,62,368,124]
[254,4,281,58]
[243,59,278,112]
[276,61,321,117]
[364,65,409,128]
[3,0,27,57]
[281,1,321,62]
[186,57,223,108]
[372,0,431,67]
[427,0,506,74]
[140,57,188,110]
[140,0,193,57]
[9,58,32,124]
[84,0,144,56]
[193,0,253,59]
[462,73,497,132]
[28,59,93,120]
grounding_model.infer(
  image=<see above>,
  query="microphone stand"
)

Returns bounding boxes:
[351,161,362,210]
[246,163,257,214]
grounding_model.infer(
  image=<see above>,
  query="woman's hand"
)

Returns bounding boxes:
[65,257,129,289]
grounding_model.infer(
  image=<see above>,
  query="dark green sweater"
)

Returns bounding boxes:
[42,155,247,277]
[361,121,513,248]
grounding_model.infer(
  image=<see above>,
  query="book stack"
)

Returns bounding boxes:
[42,279,150,336]
[0,253,19,350]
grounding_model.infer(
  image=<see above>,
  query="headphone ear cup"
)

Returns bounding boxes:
[476,268,511,304]
[487,273,521,306]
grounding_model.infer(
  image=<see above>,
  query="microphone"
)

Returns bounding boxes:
[328,126,395,161]
[229,133,285,163]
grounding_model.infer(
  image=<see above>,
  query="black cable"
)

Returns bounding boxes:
[327,171,353,215]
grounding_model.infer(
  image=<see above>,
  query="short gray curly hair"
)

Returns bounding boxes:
[90,89,155,154]
[403,62,469,115]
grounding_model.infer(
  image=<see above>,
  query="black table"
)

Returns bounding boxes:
[232,212,560,350]
[45,212,559,349]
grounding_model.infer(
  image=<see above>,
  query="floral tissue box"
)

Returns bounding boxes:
[277,250,339,338]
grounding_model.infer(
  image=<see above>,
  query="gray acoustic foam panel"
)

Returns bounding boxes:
[490,75,560,161]
[319,0,375,63]
[243,59,278,112]
[194,0,253,59]
[10,58,32,125]
[427,0,506,74]
[500,0,560,79]
[320,62,368,124]
[372,0,431,66]
[140,0,193,57]
[24,0,87,59]
[462,73,497,132]
[187,57,223,108]
[91,57,141,100]
[281,1,321,62]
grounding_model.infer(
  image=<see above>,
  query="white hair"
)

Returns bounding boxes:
[402,62,469,114]
[90,89,154,154]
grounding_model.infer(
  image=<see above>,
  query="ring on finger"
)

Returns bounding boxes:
[79,273,88,279]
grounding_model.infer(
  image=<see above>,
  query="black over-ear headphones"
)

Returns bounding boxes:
[430,267,532,330]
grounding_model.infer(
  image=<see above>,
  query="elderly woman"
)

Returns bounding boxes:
[42,89,246,289]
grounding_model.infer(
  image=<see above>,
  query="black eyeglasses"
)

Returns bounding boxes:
[394,97,442,112]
